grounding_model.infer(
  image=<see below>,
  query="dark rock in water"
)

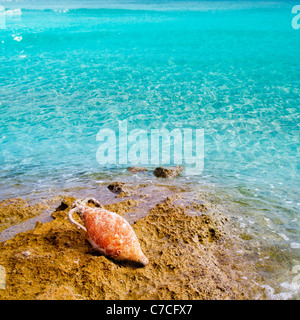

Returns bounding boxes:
[107,182,135,197]
[107,182,126,194]
[153,166,184,179]
[127,166,147,173]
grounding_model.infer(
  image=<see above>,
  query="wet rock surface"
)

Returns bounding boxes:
[0,198,48,233]
[127,167,148,173]
[107,182,137,197]
[153,166,184,179]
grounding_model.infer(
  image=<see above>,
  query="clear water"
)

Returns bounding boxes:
[0,0,299,299]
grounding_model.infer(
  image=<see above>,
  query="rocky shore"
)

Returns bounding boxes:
[0,178,265,300]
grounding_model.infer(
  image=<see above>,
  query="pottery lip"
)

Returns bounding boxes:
[71,198,99,219]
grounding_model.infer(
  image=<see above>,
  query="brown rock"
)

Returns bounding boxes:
[127,167,147,173]
[153,165,184,179]
[107,182,136,197]
[0,198,47,233]
[107,182,126,194]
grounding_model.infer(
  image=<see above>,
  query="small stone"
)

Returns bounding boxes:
[127,166,147,173]
[107,182,134,197]
[107,182,126,194]
[153,165,184,179]
[22,250,31,257]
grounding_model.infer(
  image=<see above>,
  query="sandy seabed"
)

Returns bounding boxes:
[0,180,265,300]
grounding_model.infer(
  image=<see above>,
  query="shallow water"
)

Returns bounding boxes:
[0,0,299,299]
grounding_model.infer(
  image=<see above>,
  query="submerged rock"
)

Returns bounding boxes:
[127,166,147,173]
[153,165,184,179]
[107,182,135,197]
[107,182,127,194]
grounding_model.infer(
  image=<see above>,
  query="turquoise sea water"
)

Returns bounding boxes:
[0,1,299,298]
